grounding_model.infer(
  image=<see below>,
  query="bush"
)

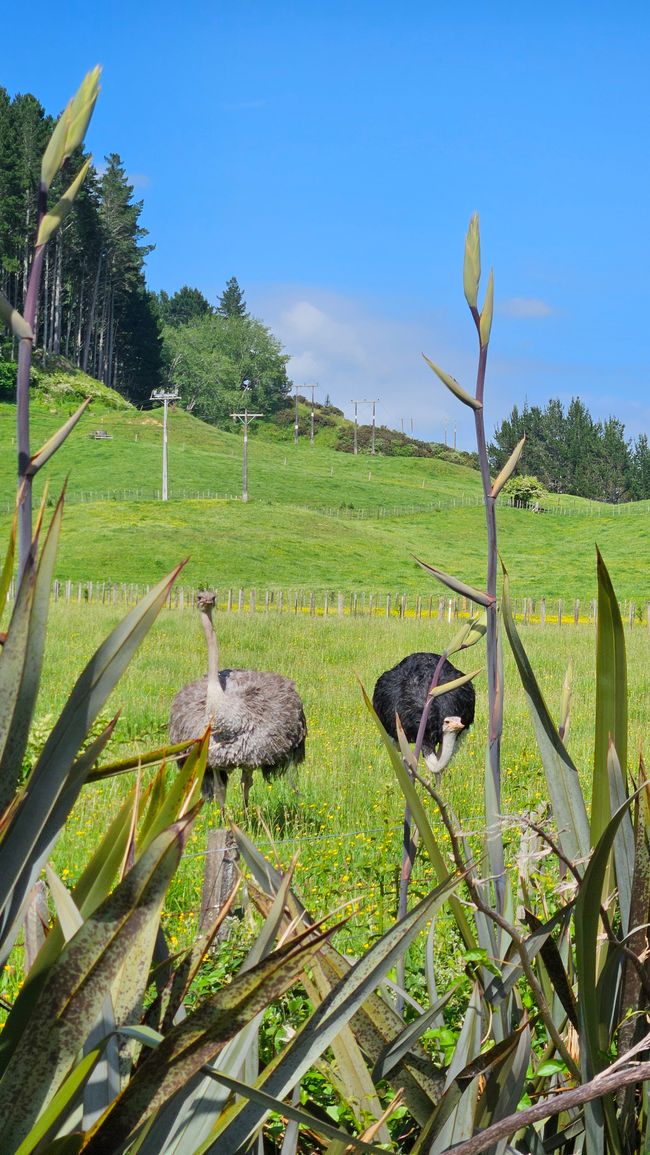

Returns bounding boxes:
[503,472,547,507]
[0,359,16,399]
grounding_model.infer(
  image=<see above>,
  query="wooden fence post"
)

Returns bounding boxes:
[337,593,344,617]
[23,881,49,974]
[574,599,580,626]
[540,596,546,626]
[199,829,240,944]
[558,599,563,626]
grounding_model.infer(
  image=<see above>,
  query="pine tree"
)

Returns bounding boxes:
[155,285,212,327]
[217,276,247,317]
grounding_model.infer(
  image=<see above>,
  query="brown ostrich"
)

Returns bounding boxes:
[169,592,307,809]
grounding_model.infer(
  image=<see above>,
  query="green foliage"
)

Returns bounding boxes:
[162,311,292,425]
[0,89,162,405]
[336,423,436,457]
[5,90,650,1151]
[217,274,248,317]
[3,75,457,1155]
[0,358,16,398]
[490,396,642,503]
[154,284,213,327]
[502,472,547,507]
[29,356,133,409]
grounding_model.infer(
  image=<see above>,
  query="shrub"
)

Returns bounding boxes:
[0,359,16,399]
[503,472,547,508]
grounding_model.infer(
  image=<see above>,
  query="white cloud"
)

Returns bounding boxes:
[128,172,151,189]
[249,285,478,445]
[499,297,554,318]
[245,283,649,450]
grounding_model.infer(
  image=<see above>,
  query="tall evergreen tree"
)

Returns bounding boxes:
[155,285,212,327]
[489,397,636,502]
[0,87,164,400]
[217,276,247,317]
[628,433,650,500]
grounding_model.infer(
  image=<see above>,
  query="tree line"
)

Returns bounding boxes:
[489,397,650,503]
[0,86,293,420]
[0,87,162,405]
[154,279,293,424]
[3,86,647,489]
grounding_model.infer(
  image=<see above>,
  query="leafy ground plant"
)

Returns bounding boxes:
[0,72,473,1155]
[363,216,650,1153]
[5,76,650,1154]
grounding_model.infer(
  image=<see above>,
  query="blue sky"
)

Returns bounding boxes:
[5,1,650,447]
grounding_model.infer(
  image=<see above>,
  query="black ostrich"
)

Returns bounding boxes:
[372,652,475,783]
[169,592,307,809]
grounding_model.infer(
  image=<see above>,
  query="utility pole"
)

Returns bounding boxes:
[304,383,318,445]
[293,385,300,445]
[369,399,379,454]
[231,409,263,502]
[150,387,179,500]
[351,400,360,455]
[350,399,377,456]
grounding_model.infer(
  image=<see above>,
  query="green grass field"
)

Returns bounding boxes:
[2,396,650,601]
[1,373,648,1146]
[26,601,649,960]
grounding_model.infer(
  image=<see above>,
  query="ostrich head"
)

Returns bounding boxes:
[424,715,466,784]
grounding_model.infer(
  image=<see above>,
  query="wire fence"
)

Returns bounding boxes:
[7,578,650,629]
[2,486,649,520]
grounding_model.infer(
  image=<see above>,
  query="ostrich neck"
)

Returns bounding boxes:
[425,727,459,776]
[201,610,224,721]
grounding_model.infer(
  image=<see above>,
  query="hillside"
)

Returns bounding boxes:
[0,372,648,601]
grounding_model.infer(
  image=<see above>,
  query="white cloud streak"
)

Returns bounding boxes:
[499,297,554,318]
[251,285,479,445]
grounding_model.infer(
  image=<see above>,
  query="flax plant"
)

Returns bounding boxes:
[0,73,472,1155]
[368,217,650,1151]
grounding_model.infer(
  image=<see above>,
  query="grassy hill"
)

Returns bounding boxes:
[0,372,648,601]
